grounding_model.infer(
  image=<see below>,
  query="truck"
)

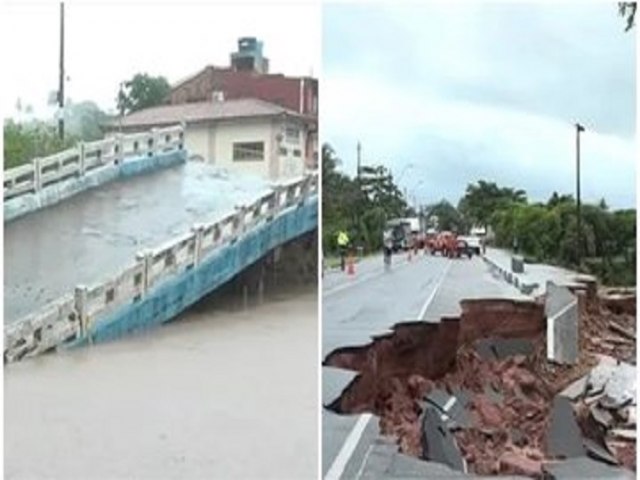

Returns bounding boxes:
[384,217,421,251]
[427,231,472,258]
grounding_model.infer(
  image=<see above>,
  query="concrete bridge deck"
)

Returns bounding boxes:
[5,161,270,323]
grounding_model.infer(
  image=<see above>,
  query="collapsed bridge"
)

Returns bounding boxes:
[4,125,318,362]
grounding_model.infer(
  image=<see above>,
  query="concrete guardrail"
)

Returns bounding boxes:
[4,173,318,363]
[4,124,185,201]
[482,254,539,296]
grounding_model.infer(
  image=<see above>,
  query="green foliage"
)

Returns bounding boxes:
[322,144,635,286]
[3,119,77,169]
[64,100,109,141]
[4,100,109,170]
[425,200,467,233]
[619,2,637,31]
[322,143,409,253]
[458,180,526,229]
[116,73,171,114]
[480,185,635,286]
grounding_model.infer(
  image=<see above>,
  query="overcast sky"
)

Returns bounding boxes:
[323,3,636,209]
[1,2,320,118]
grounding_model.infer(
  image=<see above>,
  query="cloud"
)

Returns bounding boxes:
[2,3,320,116]
[322,3,636,209]
[323,73,635,209]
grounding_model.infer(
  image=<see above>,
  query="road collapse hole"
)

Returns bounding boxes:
[322,298,591,477]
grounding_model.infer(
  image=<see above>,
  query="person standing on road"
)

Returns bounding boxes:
[337,230,350,271]
[382,229,393,269]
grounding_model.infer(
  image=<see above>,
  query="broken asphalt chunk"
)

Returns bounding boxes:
[547,396,585,458]
[559,375,588,401]
[583,438,619,466]
[421,407,465,472]
[590,404,614,428]
[474,337,534,361]
[543,456,635,479]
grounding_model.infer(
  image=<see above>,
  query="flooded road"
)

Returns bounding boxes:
[4,162,270,323]
[5,286,318,479]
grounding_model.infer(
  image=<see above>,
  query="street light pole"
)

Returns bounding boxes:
[575,122,585,269]
[58,2,65,140]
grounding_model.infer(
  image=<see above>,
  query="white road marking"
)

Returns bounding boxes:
[354,444,375,480]
[443,396,456,412]
[323,255,415,297]
[417,261,452,320]
[325,259,454,479]
[324,413,373,480]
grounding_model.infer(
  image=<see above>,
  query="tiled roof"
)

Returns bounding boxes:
[111,98,308,129]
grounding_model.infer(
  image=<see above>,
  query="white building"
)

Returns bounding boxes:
[107,98,317,180]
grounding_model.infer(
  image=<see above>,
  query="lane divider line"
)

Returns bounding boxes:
[418,261,452,320]
[324,413,373,480]
[324,255,433,297]
[325,259,454,480]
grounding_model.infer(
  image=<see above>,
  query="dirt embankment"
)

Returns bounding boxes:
[324,292,636,477]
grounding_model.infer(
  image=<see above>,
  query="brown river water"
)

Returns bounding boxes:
[5,286,318,479]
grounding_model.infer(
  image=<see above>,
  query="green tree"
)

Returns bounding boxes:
[322,143,410,253]
[619,2,637,31]
[64,100,109,141]
[426,200,467,233]
[116,73,171,114]
[4,119,77,169]
[458,180,526,229]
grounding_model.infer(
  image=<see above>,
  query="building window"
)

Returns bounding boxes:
[293,149,301,157]
[233,142,264,161]
[285,126,300,143]
[279,147,288,156]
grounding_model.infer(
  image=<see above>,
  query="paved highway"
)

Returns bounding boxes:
[4,162,270,323]
[5,285,318,479]
[322,251,527,478]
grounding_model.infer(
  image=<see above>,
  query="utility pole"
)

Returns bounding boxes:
[354,141,362,244]
[575,123,585,269]
[356,141,361,180]
[58,2,65,140]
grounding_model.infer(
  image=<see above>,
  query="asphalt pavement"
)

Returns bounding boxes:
[322,250,528,479]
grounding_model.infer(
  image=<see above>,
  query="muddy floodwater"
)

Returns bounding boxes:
[5,287,318,479]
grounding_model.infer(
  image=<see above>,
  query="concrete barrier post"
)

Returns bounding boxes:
[33,158,42,192]
[150,128,158,156]
[270,187,282,217]
[78,142,86,176]
[179,121,186,150]
[74,285,89,337]
[191,224,204,266]
[116,134,125,163]
[299,176,311,201]
[545,281,579,364]
[234,207,246,238]
[136,250,153,293]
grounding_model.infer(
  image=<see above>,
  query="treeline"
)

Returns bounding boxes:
[4,73,170,170]
[323,144,636,285]
[322,144,411,253]
[4,101,109,170]
[462,182,636,286]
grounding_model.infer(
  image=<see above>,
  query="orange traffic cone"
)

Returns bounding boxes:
[347,255,355,275]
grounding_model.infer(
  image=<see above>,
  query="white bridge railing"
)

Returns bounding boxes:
[3,124,185,200]
[4,173,318,363]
